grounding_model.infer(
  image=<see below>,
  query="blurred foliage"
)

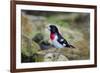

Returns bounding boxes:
[21,10,90,63]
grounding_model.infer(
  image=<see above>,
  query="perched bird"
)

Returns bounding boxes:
[48,25,75,48]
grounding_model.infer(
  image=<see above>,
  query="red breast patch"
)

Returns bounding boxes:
[50,33,55,40]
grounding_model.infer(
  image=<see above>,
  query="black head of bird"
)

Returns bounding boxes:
[48,25,59,33]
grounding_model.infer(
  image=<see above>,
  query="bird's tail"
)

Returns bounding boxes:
[70,45,75,48]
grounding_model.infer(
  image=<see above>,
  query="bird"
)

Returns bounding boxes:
[48,25,75,49]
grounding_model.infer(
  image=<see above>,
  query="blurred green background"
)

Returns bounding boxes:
[21,10,90,63]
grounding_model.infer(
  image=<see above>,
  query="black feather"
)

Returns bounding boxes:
[49,25,75,48]
[57,33,75,48]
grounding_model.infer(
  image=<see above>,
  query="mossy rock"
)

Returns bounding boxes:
[39,47,81,60]
[21,41,40,57]
[44,52,69,62]
[31,41,41,54]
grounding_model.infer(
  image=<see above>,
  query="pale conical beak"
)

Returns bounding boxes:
[48,26,51,31]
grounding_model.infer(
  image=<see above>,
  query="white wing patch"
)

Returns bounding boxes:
[60,39,64,42]
[63,43,66,46]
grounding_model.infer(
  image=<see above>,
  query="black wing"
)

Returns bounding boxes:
[57,33,75,48]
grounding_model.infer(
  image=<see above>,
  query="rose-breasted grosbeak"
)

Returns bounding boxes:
[48,25,75,48]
